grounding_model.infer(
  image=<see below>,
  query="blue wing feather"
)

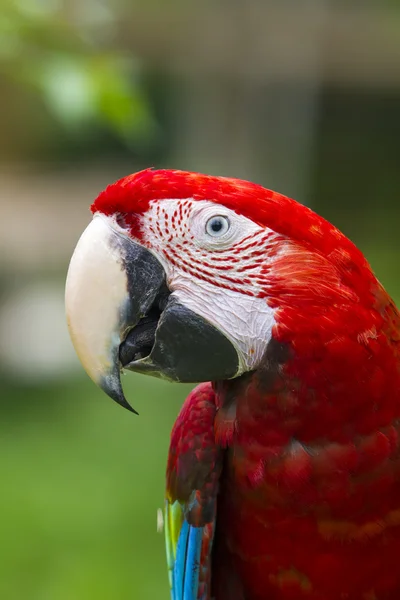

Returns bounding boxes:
[183,525,203,599]
[165,499,214,600]
[174,519,189,599]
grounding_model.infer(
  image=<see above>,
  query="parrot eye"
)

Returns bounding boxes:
[205,215,230,237]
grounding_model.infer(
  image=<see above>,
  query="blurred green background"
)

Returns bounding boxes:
[0,1,399,598]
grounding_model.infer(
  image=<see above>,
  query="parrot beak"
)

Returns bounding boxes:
[66,214,239,412]
[65,214,167,412]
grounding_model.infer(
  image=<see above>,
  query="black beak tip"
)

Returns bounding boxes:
[99,374,139,415]
[115,395,139,415]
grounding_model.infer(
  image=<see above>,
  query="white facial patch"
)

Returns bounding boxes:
[171,276,275,375]
[139,198,281,374]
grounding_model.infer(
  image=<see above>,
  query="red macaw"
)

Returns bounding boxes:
[65,169,400,600]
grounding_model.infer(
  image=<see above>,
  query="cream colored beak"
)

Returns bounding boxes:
[66,213,167,411]
[65,215,135,409]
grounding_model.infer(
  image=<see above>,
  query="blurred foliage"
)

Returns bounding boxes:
[0,373,193,600]
[0,0,156,145]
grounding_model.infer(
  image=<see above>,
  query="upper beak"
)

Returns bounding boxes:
[65,214,166,412]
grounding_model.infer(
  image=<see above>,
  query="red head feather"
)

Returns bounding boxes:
[91,168,379,311]
[92,168,366,268]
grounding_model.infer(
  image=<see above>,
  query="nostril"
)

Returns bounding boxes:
[116,213,130,229]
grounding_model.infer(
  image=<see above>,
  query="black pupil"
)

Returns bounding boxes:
[211,218,224,232]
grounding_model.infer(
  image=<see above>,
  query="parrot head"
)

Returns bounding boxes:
[66,168,378,412]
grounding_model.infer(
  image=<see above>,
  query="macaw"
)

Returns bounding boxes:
[65,169,400,600]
